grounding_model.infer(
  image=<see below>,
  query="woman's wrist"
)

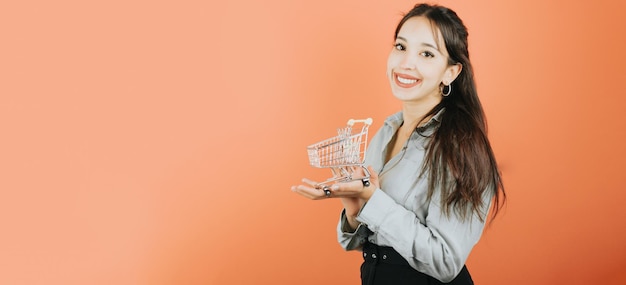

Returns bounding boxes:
[346,215,360,231]
[360,186,375,201]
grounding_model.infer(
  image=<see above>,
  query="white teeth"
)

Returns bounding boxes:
[397,76,417,84]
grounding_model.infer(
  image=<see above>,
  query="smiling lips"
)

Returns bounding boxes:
[394,72,421,88]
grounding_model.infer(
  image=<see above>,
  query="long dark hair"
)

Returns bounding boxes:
[396,3,505,222]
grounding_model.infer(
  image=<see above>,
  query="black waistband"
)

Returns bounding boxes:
[361,242,474,284]
[362,242,411,266]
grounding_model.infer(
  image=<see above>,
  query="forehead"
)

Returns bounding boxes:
[397,16,444,48]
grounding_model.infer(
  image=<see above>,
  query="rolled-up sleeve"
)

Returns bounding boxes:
[337,209,372,251]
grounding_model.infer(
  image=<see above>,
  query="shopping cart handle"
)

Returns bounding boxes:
[347,118,373,126]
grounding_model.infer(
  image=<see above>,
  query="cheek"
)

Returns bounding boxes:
[386,58,393,72]
[386,61,394,78]
[386,55,400,77]
[416,63,445,80]
[387,51,401,68]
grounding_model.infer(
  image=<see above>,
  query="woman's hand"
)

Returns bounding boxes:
[291,166,380,201]
[290,178,331,200]
[327,166,379,201]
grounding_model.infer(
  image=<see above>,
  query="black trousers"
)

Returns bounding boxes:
[361,243,474,285]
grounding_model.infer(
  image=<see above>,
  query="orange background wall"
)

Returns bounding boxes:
[1,0,625,284]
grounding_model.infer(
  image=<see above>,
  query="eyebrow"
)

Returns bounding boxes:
[396,36,441,51]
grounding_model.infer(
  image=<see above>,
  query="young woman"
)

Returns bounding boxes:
[292,3,505,284]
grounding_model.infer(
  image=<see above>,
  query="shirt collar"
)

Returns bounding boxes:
[385,108,445,132]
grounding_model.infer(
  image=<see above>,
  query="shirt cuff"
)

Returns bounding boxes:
[356,188,396,233]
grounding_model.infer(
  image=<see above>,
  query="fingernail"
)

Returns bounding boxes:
[331,185,339,190]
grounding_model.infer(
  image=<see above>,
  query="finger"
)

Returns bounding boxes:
[301,178,320,187]
[291,184,326,200]
[330,179,364,193]
[367,165,377,177]
[366,165,379,186]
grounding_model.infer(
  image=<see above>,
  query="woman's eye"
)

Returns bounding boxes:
[394,43,405,51]
[420,51,435,58]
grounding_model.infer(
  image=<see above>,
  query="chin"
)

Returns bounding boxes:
[391,89,416,101]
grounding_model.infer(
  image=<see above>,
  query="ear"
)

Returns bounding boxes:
[443,63,462,85]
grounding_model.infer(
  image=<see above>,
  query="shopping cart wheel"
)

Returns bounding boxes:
[362,178,370,187]
[323,186,332,197]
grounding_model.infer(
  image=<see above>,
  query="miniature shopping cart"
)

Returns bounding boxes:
[307,118,373,196]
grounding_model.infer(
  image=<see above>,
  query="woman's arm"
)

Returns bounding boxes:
[356,188,492,283]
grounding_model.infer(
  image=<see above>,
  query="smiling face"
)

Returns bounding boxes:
[387,16,461,107]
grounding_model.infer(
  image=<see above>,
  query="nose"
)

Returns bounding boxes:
[399,53,417,70]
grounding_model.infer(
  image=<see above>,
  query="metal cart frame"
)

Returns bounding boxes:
[306,118,373,196]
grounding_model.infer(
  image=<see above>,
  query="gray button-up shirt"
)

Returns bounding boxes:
[337,110,493,283]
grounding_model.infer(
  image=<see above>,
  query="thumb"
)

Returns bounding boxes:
[366,165,379,186]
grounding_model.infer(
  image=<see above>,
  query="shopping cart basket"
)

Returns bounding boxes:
[307,118,373,196]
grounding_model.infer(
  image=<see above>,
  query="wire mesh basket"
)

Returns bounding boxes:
[307,118,373,193]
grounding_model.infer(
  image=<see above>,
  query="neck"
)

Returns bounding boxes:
[401,98,441,129]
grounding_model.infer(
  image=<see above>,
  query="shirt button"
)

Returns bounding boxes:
[363,253,367,257]
[372,254,377,259]
[383,255,387,260]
